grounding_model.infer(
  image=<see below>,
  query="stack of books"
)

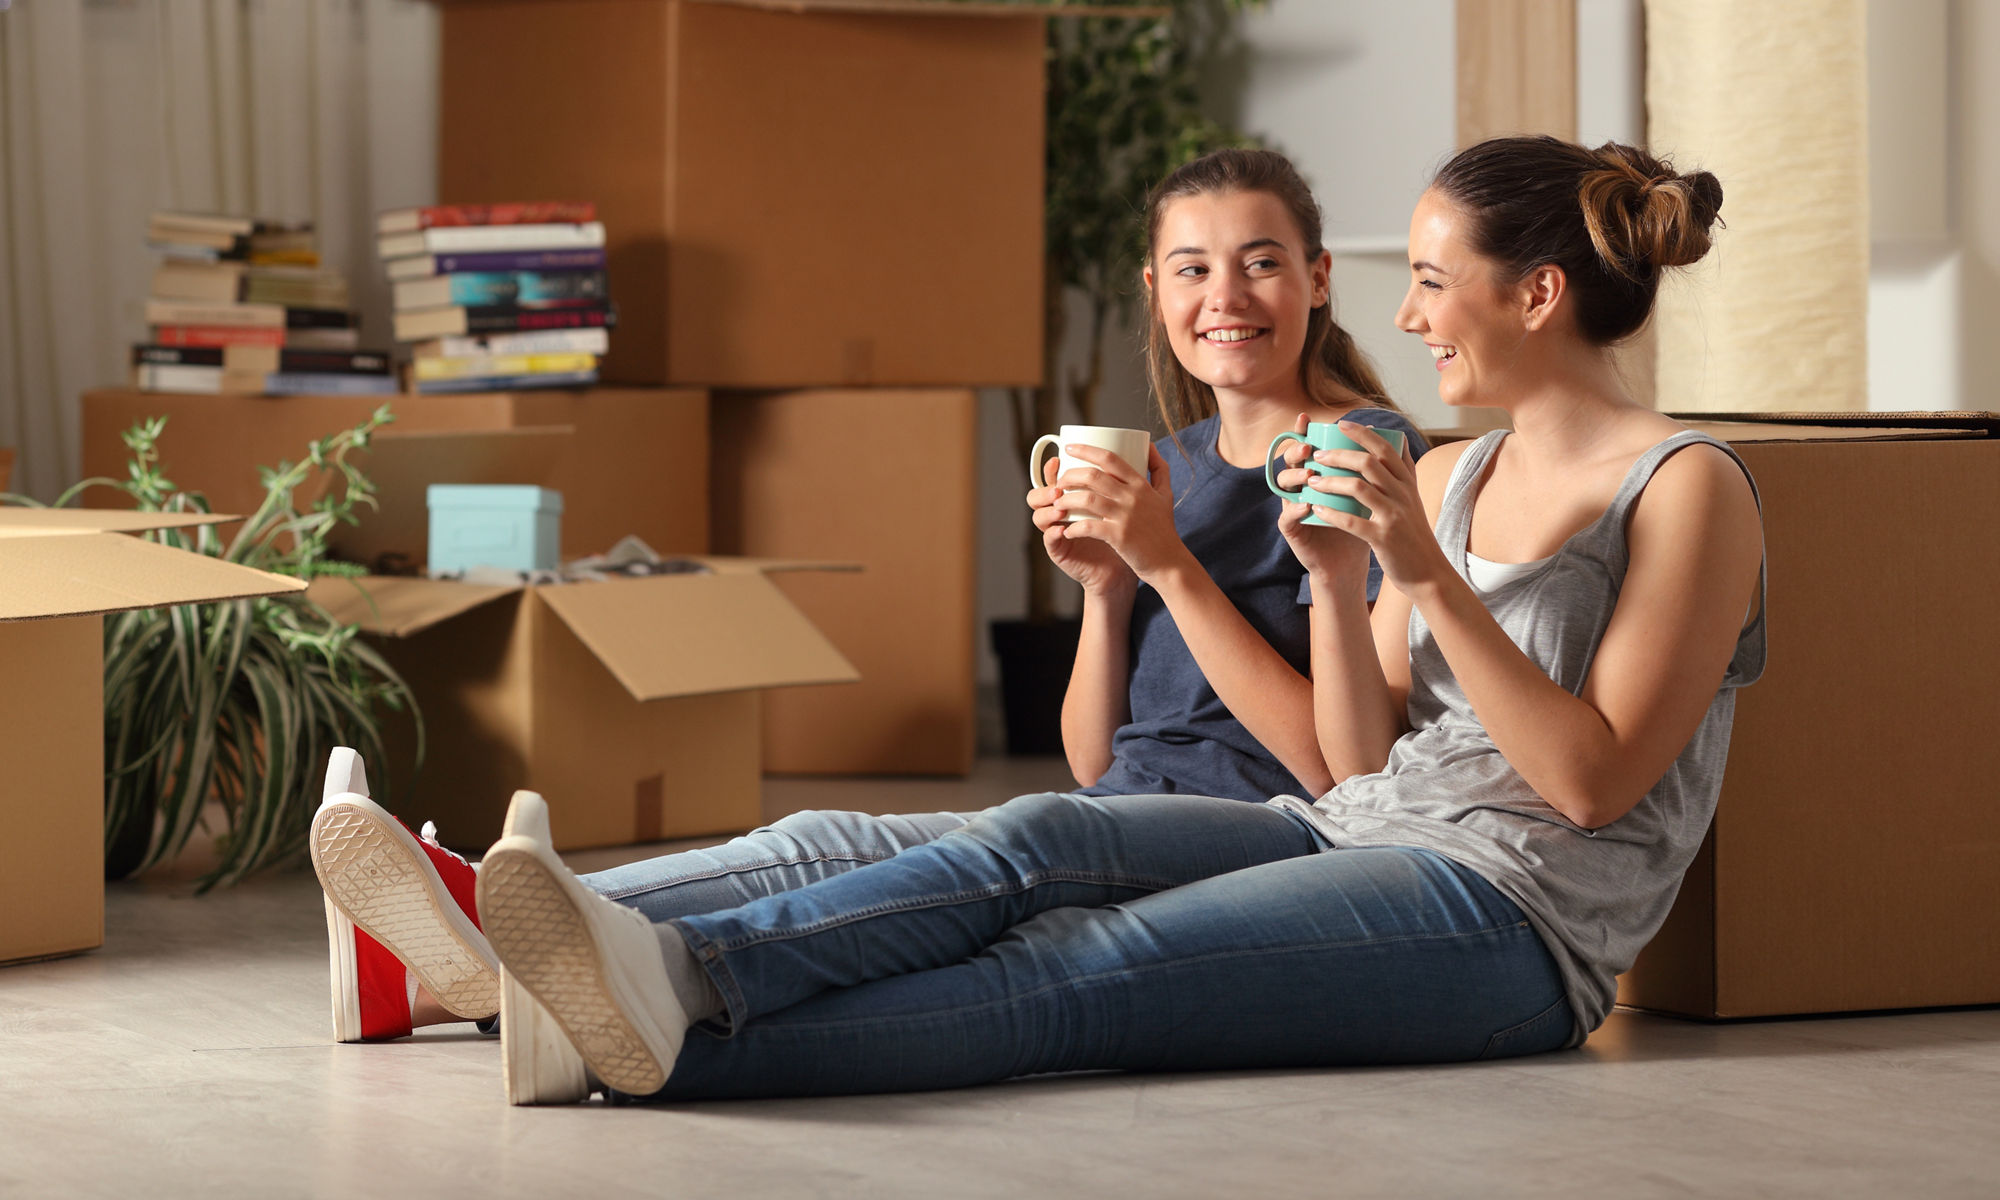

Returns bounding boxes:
[133,212,394,396]
[379,202,612,393]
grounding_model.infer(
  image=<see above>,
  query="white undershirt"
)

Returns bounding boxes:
[1445,443,1556,594]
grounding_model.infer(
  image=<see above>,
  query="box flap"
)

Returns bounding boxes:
[0,508,243,538]
[306,575,521,636]
[534,571,859,702]
[1667,410,1998,441]
[331,426,573,569]
[688,555,863,576]
[0,532,305,622]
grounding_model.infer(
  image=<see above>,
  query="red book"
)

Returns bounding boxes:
[151,324,287,349]
[375,201,597,235]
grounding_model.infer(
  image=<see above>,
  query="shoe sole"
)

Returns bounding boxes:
[501,969,592,1104]
[480,842,679,1096]
[325,898,366,1043]
[310,799,500,1020]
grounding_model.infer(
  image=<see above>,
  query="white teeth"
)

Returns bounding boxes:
[1203,328,1263,343]
[1429,344,1456,361]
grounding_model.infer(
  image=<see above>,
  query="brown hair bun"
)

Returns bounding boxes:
[1579,143,1726,280]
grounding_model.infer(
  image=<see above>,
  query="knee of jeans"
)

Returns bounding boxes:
[955,792,1084,864]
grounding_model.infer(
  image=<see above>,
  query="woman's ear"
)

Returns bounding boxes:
[1141,264,1156,295]
[1520,263,1567,331]
[1310,249,1333,308]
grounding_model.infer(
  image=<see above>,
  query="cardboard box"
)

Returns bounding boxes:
[436,0,1046,388]
[0,510,305,965]
[710,389,977,775]
[309,558,859,853]
[0,447,14,493]
[332,425,574,570]
[80,386,709,560]
[1617,412,2000,1018]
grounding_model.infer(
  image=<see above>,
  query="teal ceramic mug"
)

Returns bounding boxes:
[1265,423,1407,525]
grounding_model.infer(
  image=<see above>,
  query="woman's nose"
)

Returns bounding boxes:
[1394,286,1423,333]
[1206,272,1249,311]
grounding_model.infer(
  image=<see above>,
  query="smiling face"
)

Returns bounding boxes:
[1144,189,1329,407]
[1395,189,1530,408]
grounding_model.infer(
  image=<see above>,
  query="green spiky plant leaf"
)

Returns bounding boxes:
[3,408,422,891]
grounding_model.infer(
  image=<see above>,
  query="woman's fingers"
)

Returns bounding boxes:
[1063,443,1143,485]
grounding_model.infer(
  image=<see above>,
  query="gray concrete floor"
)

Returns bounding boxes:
[3,759,1997,1199]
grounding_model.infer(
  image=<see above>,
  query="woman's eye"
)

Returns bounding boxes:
[1249,258,1279,271]
[1176,264,1207,278]
[1419,279,1443,291]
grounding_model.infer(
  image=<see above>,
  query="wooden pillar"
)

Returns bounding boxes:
[1456,0,1578,147]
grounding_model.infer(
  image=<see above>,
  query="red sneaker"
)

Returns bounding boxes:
[311,748,500,1041]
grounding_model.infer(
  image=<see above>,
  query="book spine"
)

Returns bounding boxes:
[412,351,597,381]
[151,324,287,348]
[383,221,605,258]
[145,300,284,328]
[284,306,361,329]
[413,201,597,229]
[462,305,616,334]
[263,372,401,396]
[414,369,598,394]
[431,249,607,275]
[278,350,392,375]
[420,327,611,358]
[431,270,609,308]
[133,344,224,367]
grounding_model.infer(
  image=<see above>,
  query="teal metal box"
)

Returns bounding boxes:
[426,484,563,572]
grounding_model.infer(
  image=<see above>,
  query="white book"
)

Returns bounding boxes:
[376,221,605,261]
[415,328,610,358]
[132,363,267,394]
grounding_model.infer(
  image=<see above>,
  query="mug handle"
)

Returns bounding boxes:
[1266,431,1307,500]
[1029,434,1063,489]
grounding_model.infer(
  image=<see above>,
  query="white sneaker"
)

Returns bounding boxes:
[479,808,689,1097]
[310,748,501,1028]
[495,791,594,1105]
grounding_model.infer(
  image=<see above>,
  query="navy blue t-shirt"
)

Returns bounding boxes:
[1081,408,1429,802]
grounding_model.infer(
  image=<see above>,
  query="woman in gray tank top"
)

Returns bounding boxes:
[469,136,1767,1101]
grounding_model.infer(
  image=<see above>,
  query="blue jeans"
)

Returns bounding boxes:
[581,808,975,920]
[625,792,1573,1100]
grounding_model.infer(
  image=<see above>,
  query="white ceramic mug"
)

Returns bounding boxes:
[1028,424,1152,522]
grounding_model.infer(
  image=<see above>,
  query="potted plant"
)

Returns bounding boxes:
[990,0,1265,754]
[3,409,420,889]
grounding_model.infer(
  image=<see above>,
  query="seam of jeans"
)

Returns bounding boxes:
[1479,994,1571,1060]
[667,919,748,1033]
[729,918,1545,1035]
[703,868,1179,953]
[593,853,893,902]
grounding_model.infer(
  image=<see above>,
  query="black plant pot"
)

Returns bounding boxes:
[989,616,1082,757]
[103,793,155,881]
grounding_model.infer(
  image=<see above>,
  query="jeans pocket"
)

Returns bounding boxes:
[1479,995,1572,1060]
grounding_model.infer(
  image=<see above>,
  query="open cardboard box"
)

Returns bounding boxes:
[309,557,860,853]
[1617,411,2000,1019]
[435,0,1086,387]
[0,509,306,965]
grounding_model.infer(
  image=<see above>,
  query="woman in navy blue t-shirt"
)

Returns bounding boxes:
[1032,148,1427,802]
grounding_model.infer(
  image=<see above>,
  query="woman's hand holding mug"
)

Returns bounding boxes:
[1272,418,1444,595]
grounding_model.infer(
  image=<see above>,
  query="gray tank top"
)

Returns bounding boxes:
[1270,429,1768,1044]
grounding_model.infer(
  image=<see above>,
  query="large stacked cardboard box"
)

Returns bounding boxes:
[434,0,1046,777]
[1617,412,2000,1019]
[711,390,977,775]
[81,386,710,559]
[435,0,1045,389]
[0,510,304,964]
